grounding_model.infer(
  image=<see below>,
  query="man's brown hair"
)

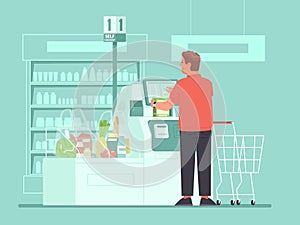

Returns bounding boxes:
[182,51,201,71]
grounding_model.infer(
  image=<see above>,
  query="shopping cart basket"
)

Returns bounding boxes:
[213,121,264,205]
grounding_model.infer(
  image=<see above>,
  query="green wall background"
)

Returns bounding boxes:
[1,0,299,224]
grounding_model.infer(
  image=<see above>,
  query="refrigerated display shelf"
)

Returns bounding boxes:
[24,34,144,193]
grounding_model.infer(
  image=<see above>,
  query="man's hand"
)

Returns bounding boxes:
[151,98,155,108]
[166,87,173,94]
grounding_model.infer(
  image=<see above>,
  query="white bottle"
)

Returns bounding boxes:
[99,95,105,104]
[36,141,41,149]
[117,70,122,82]
[82,67,88,81]
[81,96,87,104]
[129,73,133,81]
[38,72,43,82]
[66,98,70,105]
[58,97,62,105]
[43,92,49,104]
[122,69,129,82]
[133,72,138,81]
[67,72,73,82]
[53,72,58,82]
[89,67,96,81]
[50,92,56,105]
[96,69,102,81]
[102,69,109,82]
[36,92,43,104]
[36,161,41,174]
[43,72,48,82]
[106,93,113,105]
[33,72,38,82]
[74,72,80,82]
[70,98,74,105]
[48,72,53,82]
[60,72,66,82]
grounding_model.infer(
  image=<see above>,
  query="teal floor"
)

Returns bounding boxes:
[18,204,272,208]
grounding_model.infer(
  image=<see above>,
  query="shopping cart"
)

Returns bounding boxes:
[213,121,264,205]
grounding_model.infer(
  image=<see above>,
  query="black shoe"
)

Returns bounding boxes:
[200,198,216,206]
[175,198,193,206]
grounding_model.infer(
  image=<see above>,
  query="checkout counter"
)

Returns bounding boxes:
[43,79,207,205]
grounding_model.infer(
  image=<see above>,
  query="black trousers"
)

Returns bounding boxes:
[180,131,212,196]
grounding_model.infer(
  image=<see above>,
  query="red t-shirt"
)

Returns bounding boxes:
[169,74,213,131]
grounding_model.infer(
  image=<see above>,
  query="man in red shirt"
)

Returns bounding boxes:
[151,51,216,206]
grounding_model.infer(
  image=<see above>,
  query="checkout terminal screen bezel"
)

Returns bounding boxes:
[143,79,177,106]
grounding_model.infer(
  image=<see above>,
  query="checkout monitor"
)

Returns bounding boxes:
[143,79,177,106]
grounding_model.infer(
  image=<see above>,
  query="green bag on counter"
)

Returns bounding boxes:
[55,138,76,158]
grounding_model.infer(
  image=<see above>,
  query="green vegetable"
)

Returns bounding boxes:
[99,120,110,137]
[56,138,76,158]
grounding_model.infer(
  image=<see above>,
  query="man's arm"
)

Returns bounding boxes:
[151,98,174,111]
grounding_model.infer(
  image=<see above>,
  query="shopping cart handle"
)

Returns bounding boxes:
[213,121,233,124]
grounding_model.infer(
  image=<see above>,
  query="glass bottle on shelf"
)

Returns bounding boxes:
[87,96,93,105]
[89,67,96,81]
[117,70,122,82]
[67,72,73,82]
[53,72,58,82]
[36,92,43,104]
[50,92,56,104]
[99,95,105,105]
[129,72,134,81]
[36,141,41,150]
[122,69,129,82]
[60,72,66,82]
[82,67,88,81]
[106,93,113,105]
[133,72,138,81]
[58,97,62,105]
[43,92,49,104]
[96,69,102,81]
[74,72,80,82]
[42,141,46,150]
[48,72,53,82]
[38,72,43,82]
[35,161,41,174]
[33,72,38,82]
[66,98,70,105]
[110,69,114,83]
[81,96,87,105]
[102,69,109,83]
[43,72,48,82]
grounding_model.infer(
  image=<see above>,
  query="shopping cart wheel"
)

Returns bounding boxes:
[230,200,235,205]
[236,200,241,205]
[217,200,221,205]
[251,200,255,205]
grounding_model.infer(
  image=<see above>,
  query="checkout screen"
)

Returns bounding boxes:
[145,80,176,105]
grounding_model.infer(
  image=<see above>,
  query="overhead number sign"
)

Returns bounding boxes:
[103,16,126,42]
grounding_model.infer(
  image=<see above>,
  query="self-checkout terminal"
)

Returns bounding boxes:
[113,79,180,153]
